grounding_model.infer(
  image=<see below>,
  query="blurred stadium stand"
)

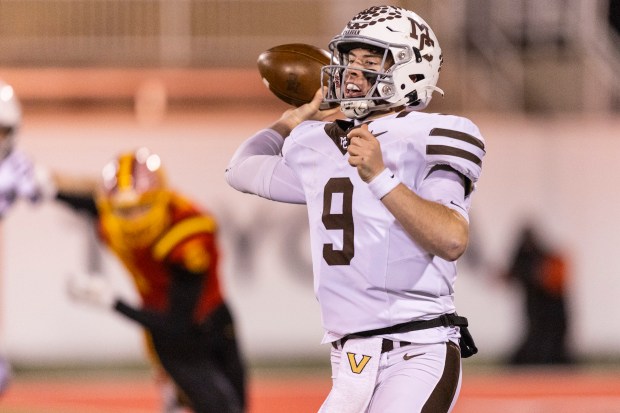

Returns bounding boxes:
[0,0,618,113]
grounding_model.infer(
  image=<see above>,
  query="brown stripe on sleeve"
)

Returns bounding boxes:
[426,145,482,166]
[430,128,485,151]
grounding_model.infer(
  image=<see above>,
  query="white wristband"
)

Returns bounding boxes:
[367,168,400,199]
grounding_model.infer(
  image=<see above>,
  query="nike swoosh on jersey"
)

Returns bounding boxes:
[372,130,388,137]
[403,352,426,361]
[449,201,466,212]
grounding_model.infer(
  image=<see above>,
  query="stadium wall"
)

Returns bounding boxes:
[2,105,619,366]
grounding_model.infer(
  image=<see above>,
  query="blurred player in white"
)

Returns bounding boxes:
[226,5,485,413]
[0,80,42,218]
[0,79,47,395]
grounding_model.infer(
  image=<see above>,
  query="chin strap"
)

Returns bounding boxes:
[407,85,445,111]
[426,85,445,97]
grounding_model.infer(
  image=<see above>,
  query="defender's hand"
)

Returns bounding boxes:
[66,273,117,309]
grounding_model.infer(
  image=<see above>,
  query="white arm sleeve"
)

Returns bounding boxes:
[417,167,470,221]
[225,128,305,204]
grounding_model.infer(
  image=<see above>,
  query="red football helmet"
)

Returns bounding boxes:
[97,147,171,248]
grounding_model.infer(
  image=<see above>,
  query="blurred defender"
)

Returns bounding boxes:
[59,148,246,413]
[227,5,484,413]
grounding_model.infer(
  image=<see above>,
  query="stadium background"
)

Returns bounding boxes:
[1,0,620,411]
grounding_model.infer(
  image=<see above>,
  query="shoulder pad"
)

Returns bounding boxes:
[152,216,216,261]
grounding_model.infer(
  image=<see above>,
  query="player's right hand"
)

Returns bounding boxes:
[301,87,341,121]
[270,88,341,137]
[66,273,117,309]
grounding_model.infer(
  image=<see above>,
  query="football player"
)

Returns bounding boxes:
[61,148,246,413]
[0,79,44,218]
[226,5,484,413]
[0,79,49,396]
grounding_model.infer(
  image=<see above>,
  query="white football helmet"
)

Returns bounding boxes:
[322,5,443,119]
[0,80,21,160]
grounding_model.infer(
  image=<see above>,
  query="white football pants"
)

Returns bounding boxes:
[322,340,462,413]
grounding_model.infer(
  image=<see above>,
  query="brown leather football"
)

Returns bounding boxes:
[257,43,331,107]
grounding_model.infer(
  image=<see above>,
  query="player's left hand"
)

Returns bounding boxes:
[32,164,58,201]
[66,272,117,309]
[347,124,385,182]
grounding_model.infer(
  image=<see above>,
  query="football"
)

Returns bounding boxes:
[257,43,331,107]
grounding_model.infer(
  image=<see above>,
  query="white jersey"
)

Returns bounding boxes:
[226,110,485,343]
[0,149,41,218]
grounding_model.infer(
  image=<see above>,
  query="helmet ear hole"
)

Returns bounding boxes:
[410,74,425,83]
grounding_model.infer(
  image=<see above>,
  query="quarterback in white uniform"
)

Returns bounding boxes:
[227,5,485,413]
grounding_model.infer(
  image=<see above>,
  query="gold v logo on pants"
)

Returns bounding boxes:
[346,352,372,374]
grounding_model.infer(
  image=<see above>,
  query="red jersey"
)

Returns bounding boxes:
[99,192,224,323]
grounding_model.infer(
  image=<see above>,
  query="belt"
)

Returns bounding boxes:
[331,338,412,353]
